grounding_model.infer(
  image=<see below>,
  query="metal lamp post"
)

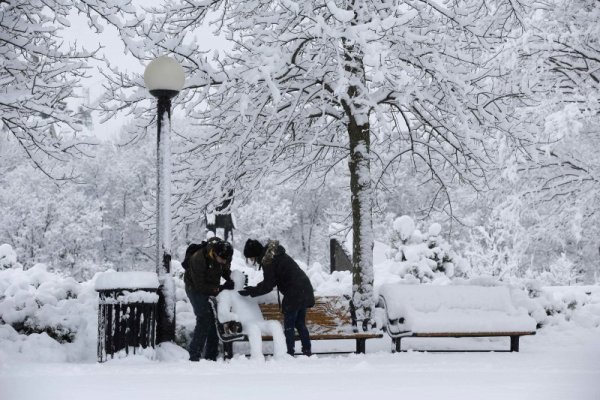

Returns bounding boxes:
[144,56,185,344]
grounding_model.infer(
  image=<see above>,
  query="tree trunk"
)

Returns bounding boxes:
[347,116,375,328]
[343,32,375,329]
[307,208,316,267]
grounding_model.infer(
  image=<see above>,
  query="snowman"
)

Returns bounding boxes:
[216,270,287,359]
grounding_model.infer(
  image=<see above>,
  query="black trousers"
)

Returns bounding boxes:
[186,288,218,361]
[283,307,311,355]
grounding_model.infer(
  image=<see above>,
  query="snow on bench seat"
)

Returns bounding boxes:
[378,284,536,352]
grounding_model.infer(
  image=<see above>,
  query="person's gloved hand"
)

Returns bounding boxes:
[237,289,251,297]
[219,280,235,292]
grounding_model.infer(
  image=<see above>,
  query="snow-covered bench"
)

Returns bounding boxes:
[377,284,537,352]
[209,296,383,358]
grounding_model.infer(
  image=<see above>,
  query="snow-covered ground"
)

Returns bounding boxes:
[1,327,599,400]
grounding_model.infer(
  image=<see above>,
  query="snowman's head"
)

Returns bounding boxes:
[230,270,247,291]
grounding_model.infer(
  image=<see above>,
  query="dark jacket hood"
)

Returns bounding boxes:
[260,240,285,267]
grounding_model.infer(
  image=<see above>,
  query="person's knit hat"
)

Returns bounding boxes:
[243,239,264,258]
[214,240,233,261]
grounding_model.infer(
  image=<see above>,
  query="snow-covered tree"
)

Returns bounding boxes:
[468,0,600,281]
[0,159,103,279]
[459,194,534,279]
[0,132,156,280]
[0,0,142,176]
[96,0,537,324]
[236,189,298,243]
[78,137,156,271]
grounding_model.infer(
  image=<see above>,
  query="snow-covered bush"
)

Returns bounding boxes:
[0,243,20,269]
[499,278,600,330]
[0,264,84,343]
[535,286,600,329]
[538,253,584,286]
[387,216,465,283]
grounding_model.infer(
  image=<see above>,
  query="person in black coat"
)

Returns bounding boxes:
[184,238,234,361]
[239,239,315,356]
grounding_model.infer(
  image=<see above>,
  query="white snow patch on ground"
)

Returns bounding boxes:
[1,326,599,400]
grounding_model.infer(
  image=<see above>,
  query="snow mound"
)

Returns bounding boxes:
[155,342,189,362]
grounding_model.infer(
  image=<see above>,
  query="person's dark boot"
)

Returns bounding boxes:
[302,348,312,357]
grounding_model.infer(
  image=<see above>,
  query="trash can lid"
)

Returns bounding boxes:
[95,271,160,291]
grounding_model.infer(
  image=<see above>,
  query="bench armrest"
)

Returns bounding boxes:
[208,297,246,342]
[378,295,412,338]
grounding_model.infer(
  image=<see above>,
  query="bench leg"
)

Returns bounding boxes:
[223,342,233,359]
[510,336,519,352]
[394,338,402,353]
[356,338,366,354]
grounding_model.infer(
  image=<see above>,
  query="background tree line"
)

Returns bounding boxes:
[0,0,598,290]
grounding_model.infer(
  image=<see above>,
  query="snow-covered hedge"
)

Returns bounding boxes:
[525,282,600,329]
[0,263,98,362]
[0,264,83,342]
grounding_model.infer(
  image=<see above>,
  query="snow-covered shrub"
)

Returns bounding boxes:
[503,278,600,329]
[538,253,584,286]
[0,325,69,363]
[0,264,84,343]
[0,243,20,269]
[387,216,464,283]
[532,286,600,329]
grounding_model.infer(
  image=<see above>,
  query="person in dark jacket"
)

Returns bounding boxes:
[239,239,315,356]
[184,238,234,361]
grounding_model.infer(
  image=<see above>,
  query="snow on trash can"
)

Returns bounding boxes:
[95,271,160,362]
